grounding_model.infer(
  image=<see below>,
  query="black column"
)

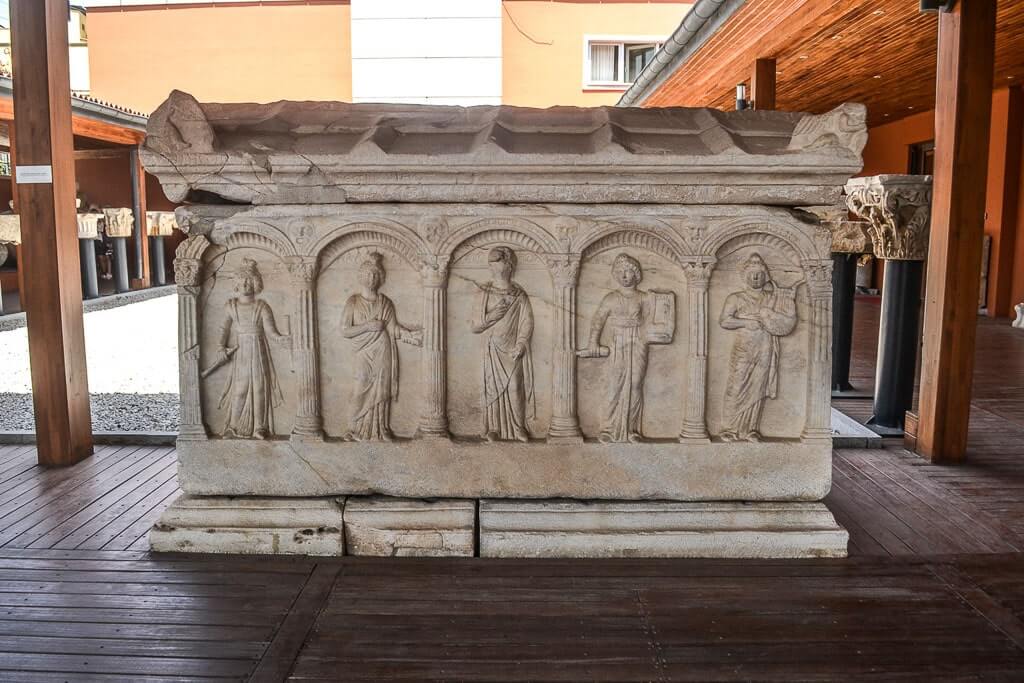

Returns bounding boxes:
[129,147,145,281]
[78,238,100,300]
[831,253,858,392]
[869,259,923,431]
[111,237,131,294]
[149,236,166,286]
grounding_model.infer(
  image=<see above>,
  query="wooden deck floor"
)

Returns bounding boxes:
[1,297,1023,680]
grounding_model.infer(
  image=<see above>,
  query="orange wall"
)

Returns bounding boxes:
[502,1,691,107]
[87,3,352,114]
[860,88,1024,317]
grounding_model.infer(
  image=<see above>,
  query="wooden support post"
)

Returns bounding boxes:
[751,58,777,111]
[10,0,94,466]
[917,0,997,463]
[129,145,149,289]
[986,86,1023,317]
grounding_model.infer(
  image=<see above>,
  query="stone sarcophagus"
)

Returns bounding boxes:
[144,91,867,558]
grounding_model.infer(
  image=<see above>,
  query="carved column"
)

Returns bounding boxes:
[418,257,450,438]
[548,255,583,442]
[803,260,834,441]
[286,256,323,441]
[846,174,933,431]
[679,259,714,442]
[174,235,210,441]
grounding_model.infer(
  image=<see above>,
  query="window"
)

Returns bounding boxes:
[908,141,935,175]
[584,36,664,90]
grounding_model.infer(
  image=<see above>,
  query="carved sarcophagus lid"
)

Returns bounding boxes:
[142,90,866,207]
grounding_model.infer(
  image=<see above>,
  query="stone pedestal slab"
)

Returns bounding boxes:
[479,500,848,559]
[150,495,345,555]
[344,496,475,557]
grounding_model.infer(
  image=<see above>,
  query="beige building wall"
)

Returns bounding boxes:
[501,1,691,107]
[87,3,352,114]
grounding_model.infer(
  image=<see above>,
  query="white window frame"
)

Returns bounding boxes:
[582,34,666,91]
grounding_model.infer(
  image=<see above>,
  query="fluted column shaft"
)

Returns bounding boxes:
[287,257,323,441]
[803,263,834,440]
[680,260,713,442]
[548,256,583,442]
[419,259,450,438]
[175,258,207,440]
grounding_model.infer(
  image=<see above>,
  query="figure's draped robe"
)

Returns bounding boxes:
[721,283,798,438]
[219,299,284,438]
[342,294,401,441]
[597,290,652,442]
[476,284,535,440]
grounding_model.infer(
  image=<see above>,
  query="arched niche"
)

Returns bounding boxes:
[446,227,555,440]
[315,231,423,440]
[705,231,809,440]
[576,232,689,440]
[199,240,296,438]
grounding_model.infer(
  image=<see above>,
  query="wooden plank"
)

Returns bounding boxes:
[751,57,777,110]
[72,148,131,161]
[129,145,149,289]
[917,0,998,463]
[249,562,340,683]
[9,0,93,467]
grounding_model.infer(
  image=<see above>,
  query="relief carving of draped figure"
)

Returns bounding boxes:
[579,252,675,444]
[209,259,291,439]
[341,252,422,442]
[471,247,535,442]
[718,253,799,442]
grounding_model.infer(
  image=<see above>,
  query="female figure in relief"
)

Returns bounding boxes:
[341,252,422,441]
[216,258,290,439]
[471,247,535,442]
[718,252,799,442]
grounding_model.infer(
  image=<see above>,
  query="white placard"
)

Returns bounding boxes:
[16,165,53,184]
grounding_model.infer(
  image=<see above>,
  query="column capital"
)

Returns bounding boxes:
[284,256,318,286]
[546,254,581,288]
[173,258,202,287]
[845,174,933,261]
[680,258,715,285]
[802,259,834,300]
[419,256,450,288]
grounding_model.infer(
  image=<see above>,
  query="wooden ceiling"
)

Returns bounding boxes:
[643,0,1024,127]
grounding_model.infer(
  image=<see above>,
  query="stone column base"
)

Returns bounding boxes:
[344,496,475,557]
[479,500,848,559]
[150,495,345,556]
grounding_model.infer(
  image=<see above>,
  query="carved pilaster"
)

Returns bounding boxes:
[547,255,583,443]
[845,175,933,261]
[174,235,210,441]
[418,257,450,438]
[285,257,323,440]
[679,258,715,442]
[802,261,833,440]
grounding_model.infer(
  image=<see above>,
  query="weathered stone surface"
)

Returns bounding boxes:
[150,495,345,555]
[103,207,135,238]
[142,91,864,207]
[77,213,103,240]
[479,500,848,558]
[146,211,178,237]
[143,93,865,558]
[846,175,932,261]
[344,497,475,557]
[0,214,20,245]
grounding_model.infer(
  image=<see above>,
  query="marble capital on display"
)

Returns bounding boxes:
[845,175,933,261]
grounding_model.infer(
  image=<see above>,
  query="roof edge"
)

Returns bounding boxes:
[617,0,748,107]
[0,76,148,132]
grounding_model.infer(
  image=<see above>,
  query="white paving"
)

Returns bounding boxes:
[0,295,179,394]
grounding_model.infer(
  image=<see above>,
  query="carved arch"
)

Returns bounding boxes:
[316,227,424,272]
[215,220,297,259]
[310,219,427,264]
[714,233,803,265]
[440,217,561,260]
[701,217,815,263]
[578,220,687,264]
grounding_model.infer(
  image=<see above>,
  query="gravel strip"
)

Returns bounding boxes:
[0,392,180,432]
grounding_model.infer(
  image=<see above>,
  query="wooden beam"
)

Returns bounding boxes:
[917,0,997,463]
[10,0,94,467]
[751,58,777,110]
[129,145,149,289]
[73,148,131,161]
